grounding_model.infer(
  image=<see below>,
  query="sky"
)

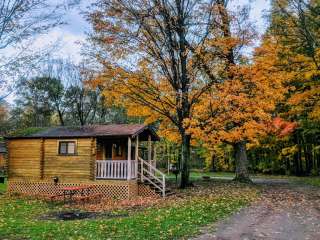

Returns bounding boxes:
[2,0,271,103]
[32,0,93,63]
[36,0,271,63]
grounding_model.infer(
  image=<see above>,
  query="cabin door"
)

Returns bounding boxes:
[112,141,127,160]
[104,143,113,160]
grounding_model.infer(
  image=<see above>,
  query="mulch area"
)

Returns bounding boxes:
[40,210,129,221]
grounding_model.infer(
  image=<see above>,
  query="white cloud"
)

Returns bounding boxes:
[32,28,85,63]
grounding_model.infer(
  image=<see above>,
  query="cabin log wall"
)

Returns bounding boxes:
[7,139,42,179]
[90,137,96,180]
[0,154,4,169]
[7,138,94,182]
[42,138,92,182]
[3,141,9,174]
[40,138,44,179]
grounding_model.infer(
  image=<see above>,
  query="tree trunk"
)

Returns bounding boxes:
[210,154,216,172]
[304,144,313,175]
[317,152,320,175]
[286,157,290,174]
[294,152,299,176]
[296,143,303,176]
[180,133,191,188]
[57,109,64,126]
[233,141,251,183]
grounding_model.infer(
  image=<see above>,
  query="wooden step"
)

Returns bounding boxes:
[154,188,175,196]
[145,183,174,196]
[139,182,175,197]
[140,179,162,185]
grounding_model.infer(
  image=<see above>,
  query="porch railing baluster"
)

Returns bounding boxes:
[96,160,137,180]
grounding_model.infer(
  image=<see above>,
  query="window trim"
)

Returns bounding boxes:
[57,140,77,156]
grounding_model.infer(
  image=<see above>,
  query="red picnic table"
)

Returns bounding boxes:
[61,185,96,203]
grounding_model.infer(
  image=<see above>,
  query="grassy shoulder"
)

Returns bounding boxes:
[0,181,258,240]
[168,171,320,183]
[166,171,300,181]
[165,171,235,181]
[294,177,320,187]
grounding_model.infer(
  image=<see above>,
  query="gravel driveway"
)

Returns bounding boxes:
[191,179,320,240]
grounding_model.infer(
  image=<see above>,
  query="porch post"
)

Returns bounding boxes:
[127,137,132,180]
[148,135,152,173]
[135,135,139,179]
[135,135,139,160]
[148,135,152,162]
[153,144,157,168]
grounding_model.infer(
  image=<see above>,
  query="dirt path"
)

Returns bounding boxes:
[191,179,320,240]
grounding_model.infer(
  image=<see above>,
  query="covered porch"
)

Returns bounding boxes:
[95,125,158,180]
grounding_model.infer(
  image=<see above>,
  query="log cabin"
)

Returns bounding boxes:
[5,124,167,199]
[0,142,6,171]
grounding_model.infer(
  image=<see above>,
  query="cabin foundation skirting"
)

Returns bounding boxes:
[8,180,139,200]
[138,184,159,198]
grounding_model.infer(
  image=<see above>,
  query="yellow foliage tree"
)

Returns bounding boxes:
[269,0,320,121]
[185,38,290,182]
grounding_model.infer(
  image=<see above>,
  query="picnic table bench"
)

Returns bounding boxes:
[51,185,102,204]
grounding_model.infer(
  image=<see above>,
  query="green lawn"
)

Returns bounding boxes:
[166,171,235,181]
[1,173,318,240]
[166,171,301,181]
[0,181,257,240]
[295,177,320,187]
[168,171,320,183]
[0,180,7,194]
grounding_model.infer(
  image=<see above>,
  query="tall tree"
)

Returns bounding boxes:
[0,0,77,100]
[13,76,62,127]
[65,85,99,126]
[0,100,10,135]
[87,0,240,187]
[269,0,320,121]
[40,76,65,126]
[187,38,289,182]
[265,0,320,176]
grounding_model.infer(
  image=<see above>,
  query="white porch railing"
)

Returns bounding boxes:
[96,160,137,180]
[96,158,167,197]
[138,157,166,197]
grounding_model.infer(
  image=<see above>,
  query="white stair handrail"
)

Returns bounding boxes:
[138,157,166,197]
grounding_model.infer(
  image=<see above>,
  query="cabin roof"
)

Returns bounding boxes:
[6,124,159,141]
[0,142,6,153]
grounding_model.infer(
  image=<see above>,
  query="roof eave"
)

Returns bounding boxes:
[132,125,160,141]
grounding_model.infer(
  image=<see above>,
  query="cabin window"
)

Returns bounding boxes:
[58,141,76,155]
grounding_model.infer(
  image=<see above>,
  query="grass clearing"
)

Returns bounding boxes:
[0,180,7,194]
[166,171,318,181]
[165,171,235,181]
[294,177,320,187]
[0,181,258,240]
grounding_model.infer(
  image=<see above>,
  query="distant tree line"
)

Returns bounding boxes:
[0,60,143,135]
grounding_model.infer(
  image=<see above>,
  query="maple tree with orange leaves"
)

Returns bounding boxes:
[85,0,320,181]
[185,35,290,182]
[87,0,259,186]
